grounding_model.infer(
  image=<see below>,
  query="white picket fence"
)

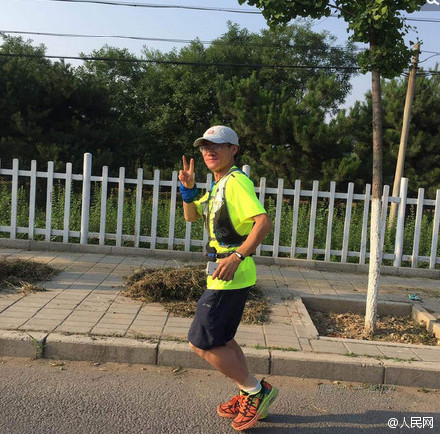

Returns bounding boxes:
[0,153,439,269]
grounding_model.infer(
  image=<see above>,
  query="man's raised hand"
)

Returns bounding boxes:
[179,155,195,189]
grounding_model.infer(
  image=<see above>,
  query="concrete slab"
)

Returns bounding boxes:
[0,330,47,358]
[45,333,157,364]
[383,360,440,389]
[379,345,421,361]
[271,351,384,384]
[335,340,386,358]
[310,339,349,355]
[0,318,27,329]
[298,337,313,352]
[264,336,300,350]
[409,347,440,363]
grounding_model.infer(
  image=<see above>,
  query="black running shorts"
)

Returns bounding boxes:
[188,287,250,350]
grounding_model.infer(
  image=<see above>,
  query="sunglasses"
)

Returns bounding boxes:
[199,143,232,153]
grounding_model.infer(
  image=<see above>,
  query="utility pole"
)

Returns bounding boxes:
[389,43,420,227]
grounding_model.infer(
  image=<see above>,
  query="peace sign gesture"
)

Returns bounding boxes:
[179,155,195,189]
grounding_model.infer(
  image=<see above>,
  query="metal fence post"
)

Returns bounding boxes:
[10,159,19,240]
[80,153,92,245]
[394,177,408,267]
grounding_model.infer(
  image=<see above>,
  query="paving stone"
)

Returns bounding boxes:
[55,324,94,334]
[20,321,59,332]
[134,315,168,325]
[310,339,349,355]
[166,317,193,326]
[379,345,421,361]
[0,306,39,315]
[0,318,26,329]
[263,324,296,335]
[162,326,190,338]
[58,318,99,325]
[408,347,440,363]
[128,325,164,335]
[265,336,300,349]
[132,310,166,320]
[298,337,313,352]
[90,328,127,336]
[32,310,72,320]
[343,341,387,357]
[234,334,265,346]
[97,255,126,264]
[99,312,137,320]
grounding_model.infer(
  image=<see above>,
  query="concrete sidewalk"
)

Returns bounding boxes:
[0,247,439,389]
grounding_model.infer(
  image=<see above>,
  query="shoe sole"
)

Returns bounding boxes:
[231,387,278,431]
[217,408,268,420]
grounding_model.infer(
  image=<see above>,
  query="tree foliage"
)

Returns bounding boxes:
[239,1,425,77]
[0,23,357,184]
[337,70,440,197]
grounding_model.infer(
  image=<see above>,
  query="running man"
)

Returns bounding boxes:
[178,125,278,431]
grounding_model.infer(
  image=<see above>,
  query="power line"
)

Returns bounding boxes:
[37,0,440,23]
[0,29,362,52]
[0,51,361,71]
[0,29,213,45]
[36,0,261,14]
[5,29,440,62]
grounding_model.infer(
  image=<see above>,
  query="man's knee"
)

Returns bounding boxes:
[189,341,205,357]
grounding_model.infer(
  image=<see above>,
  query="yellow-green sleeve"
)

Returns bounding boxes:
[225,174,266,225]
[194,191,209,217]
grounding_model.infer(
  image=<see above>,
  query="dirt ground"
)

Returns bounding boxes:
[309,310,439,346]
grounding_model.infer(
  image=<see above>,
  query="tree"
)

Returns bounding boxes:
[338,70,440,198]
[238,0,426,334]
[0,36,120,174]
[211,22,357,187]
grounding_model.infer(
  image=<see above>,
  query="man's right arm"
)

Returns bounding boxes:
[183,202,201,222]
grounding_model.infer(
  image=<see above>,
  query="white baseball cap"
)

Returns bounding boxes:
[193,125,239,147]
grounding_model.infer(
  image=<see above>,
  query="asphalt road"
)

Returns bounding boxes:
[0,357,439,434]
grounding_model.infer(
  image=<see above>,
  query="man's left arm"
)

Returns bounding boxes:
[211,213,272,281]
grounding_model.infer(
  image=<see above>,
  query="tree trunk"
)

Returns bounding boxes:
[365,67,383,336]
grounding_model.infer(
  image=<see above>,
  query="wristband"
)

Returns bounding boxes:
[179,182,199,203]
[234,251,245,261]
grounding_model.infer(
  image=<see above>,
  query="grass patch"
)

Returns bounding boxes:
[122,265,271,325]
[0,257,58,292]
[254,344,298,352]
[344,351,358,358]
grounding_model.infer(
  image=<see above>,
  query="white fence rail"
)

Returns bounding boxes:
[0,153,439,269]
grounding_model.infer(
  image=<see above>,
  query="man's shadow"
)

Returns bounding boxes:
[249,410,439,433]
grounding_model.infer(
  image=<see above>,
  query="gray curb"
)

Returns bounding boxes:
[0,330,47,359]
[1,330,439,389]
[412,305,440,337]
[1,238,439,279]
[44,333,157,365]
[270,350,384,384]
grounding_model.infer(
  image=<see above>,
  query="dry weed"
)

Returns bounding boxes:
[0,257,57,292]
[123,265,271,324]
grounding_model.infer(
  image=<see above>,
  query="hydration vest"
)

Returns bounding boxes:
[201,168,249,247]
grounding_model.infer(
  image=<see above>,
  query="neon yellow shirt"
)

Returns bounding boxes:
[194,167,266,290]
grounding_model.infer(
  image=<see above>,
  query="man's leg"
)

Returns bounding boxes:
[189,340,260,392]
[226,339,248,372]
[189,341,248,385]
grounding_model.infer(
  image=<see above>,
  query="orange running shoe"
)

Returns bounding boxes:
[231,380,278,431]
[217,391,268,420]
